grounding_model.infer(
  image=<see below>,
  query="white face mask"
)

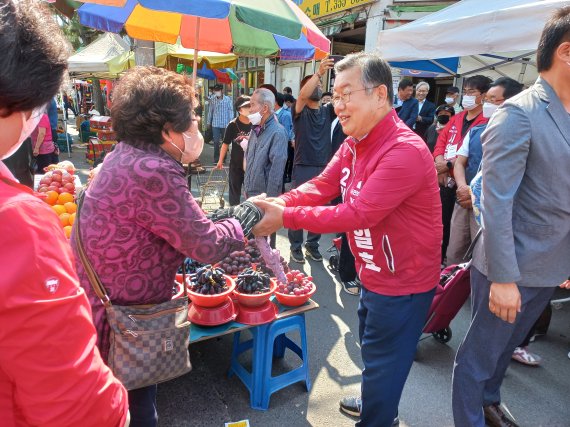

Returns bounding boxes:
[247,111,263,126]
[214,91,222,97]
[461,95,478,110]
[2,109,44,160]
[169,131,204,164]
[482,102,499,118]
[445,97,455,105]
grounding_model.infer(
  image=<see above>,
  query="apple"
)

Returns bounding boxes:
[38,187,49,193]
[52,169,63,176]
[63,183,75,192]
[51,174,62,183]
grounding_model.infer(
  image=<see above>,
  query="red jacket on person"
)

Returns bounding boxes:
[432,111,488,176]
[0,163,128,427]
[280,109,442,296]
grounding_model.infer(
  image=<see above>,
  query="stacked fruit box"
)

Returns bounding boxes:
[87,116,117,164]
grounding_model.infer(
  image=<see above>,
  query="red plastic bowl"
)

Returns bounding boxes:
[187,275,236,308]
[236,300,278,325]
[274,283,316,307]
[233,279,277,308]
[188,298,237,326]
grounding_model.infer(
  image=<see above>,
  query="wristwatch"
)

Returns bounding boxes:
[446,161,453,170]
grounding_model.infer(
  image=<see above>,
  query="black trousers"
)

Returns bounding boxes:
[440,186,456,263]
[339,232,357,282]
[228,166,244,206]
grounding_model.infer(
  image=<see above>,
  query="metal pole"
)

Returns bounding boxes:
[192,18,201,84]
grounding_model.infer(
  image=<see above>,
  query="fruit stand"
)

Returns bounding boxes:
[87,116,117,165]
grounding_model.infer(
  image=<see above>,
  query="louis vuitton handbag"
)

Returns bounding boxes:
[75,194,192,390]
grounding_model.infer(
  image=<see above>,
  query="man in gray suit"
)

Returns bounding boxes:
[452,7,570,427]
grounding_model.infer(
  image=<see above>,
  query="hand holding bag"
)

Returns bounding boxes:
[75,193,191,390]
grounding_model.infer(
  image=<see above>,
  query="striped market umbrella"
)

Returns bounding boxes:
[77,0,330,72]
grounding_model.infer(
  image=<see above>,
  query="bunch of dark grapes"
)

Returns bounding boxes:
[189,266,227,295]
[217,249,256,276]
[236,268,272,294]
[178,258,206,274]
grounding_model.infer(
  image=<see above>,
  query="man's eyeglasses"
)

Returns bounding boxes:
[332,86,379,106]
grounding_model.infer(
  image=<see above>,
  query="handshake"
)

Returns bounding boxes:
[208,194,285,237]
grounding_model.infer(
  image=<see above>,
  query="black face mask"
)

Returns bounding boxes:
[309,87,322,102]
[437,115,450,125]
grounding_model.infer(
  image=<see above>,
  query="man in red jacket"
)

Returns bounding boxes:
[432,75,490,265]
[0,2,129,426]
[252,53,442,427]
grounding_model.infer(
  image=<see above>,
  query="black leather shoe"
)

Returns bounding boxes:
[483,404,519,427]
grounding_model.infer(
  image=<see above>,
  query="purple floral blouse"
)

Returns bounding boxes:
[71,141,244,360]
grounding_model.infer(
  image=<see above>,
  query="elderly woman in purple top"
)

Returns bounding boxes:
[71,67,246,427]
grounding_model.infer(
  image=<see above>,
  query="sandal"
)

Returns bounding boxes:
[341,281,361,296]
[512,346,541,366]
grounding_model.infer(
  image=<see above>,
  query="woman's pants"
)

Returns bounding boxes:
[128,384,158,427]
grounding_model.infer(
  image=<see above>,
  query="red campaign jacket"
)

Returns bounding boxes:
[0,164,128,427]
[281,109,442,296]
[432,111,488,176]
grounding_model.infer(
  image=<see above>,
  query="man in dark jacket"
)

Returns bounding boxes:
[395,79,418,128]
[413,81,436,140]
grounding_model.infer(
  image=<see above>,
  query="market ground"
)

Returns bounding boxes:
[64,126,570,427]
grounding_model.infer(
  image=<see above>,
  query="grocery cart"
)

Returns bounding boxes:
[195,166,228,212]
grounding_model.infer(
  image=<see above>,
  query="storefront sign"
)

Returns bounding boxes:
[294,0,374,19]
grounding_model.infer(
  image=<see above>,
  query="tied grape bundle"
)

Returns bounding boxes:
[236,268,271,294]
[189,266,228,295]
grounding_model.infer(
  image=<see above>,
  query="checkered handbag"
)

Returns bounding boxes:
[75,194,191,390]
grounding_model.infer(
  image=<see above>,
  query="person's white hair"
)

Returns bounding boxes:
[253,88,275,113]
[416,81,430,92]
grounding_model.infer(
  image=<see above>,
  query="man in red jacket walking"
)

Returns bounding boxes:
[252,52,442,427]
[432,76,490,265]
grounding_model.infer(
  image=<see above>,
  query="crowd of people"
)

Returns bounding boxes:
[1,0,569,426]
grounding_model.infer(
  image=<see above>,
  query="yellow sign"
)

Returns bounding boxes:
[296,0,375,19]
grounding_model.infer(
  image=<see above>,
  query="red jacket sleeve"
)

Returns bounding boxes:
[283,144,425,233]
[0,198,128,427]
[432,121,451,158]
[280,148,343,207]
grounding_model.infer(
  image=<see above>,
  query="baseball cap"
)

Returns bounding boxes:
[446,86,460,94]
[213,84,223,91]
[436,104,455,115]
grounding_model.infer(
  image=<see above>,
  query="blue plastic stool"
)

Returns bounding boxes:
[260,314,311,410]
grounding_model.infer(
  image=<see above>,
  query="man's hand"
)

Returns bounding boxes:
[416,115,423,122]
[489,282,521,323]
[560,280,570,289]
[317,57,334,77]
[251,199,285,236]
[456,184,472,208]
[33,150,39,157]
[264,197,286,207]
[437,172,449,187]
[215,161,223,170]
[435,158,449,175]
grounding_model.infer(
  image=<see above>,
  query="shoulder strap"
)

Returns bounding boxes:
[75,191,112,307]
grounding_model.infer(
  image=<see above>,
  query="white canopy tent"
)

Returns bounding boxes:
[376,0,569,85]
[68,33,132,78]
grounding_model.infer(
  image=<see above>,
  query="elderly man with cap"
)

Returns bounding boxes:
[424,104,455,153]
[208,84,234,164]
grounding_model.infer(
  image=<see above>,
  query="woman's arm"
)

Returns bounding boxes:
[33,127,46,156]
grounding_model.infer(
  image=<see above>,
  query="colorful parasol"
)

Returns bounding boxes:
[77,0,330,61]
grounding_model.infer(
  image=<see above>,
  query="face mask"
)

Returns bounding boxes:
[309,87,322,102]
[461,95,477,110]
[169,131,203,164]
[2,109,44,160]
[215,91,222,97]
[248,110,263,126]
[482,102,499,118]
[445,97,455,105]
[436,115,450,125]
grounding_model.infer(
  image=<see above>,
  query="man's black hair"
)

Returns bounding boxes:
[490,77,524,99]
[537,6,570,72]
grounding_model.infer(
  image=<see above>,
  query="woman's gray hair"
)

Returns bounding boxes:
[253,88,275,113]
[416,81,430,92]
[334,52,394,105]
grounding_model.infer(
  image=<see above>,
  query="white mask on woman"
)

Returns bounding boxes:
[445,97,455,105]
[169,131,204,164]
[2,109,44,160]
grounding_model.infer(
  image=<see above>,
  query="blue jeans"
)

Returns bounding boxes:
[128,384,158,427]
[452,268,555,427]
[357,286,435,427]
[212,126,225,163]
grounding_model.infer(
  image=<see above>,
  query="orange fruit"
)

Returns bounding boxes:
[69,212,76,226]
[52,205,66,216]
[59,212,71,227]
[45,190,59,206]
[57,192,74,205]
[63,225,72,239]
[64,202,77,214]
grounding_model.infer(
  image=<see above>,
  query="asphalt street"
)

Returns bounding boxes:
[67,132,570,427]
